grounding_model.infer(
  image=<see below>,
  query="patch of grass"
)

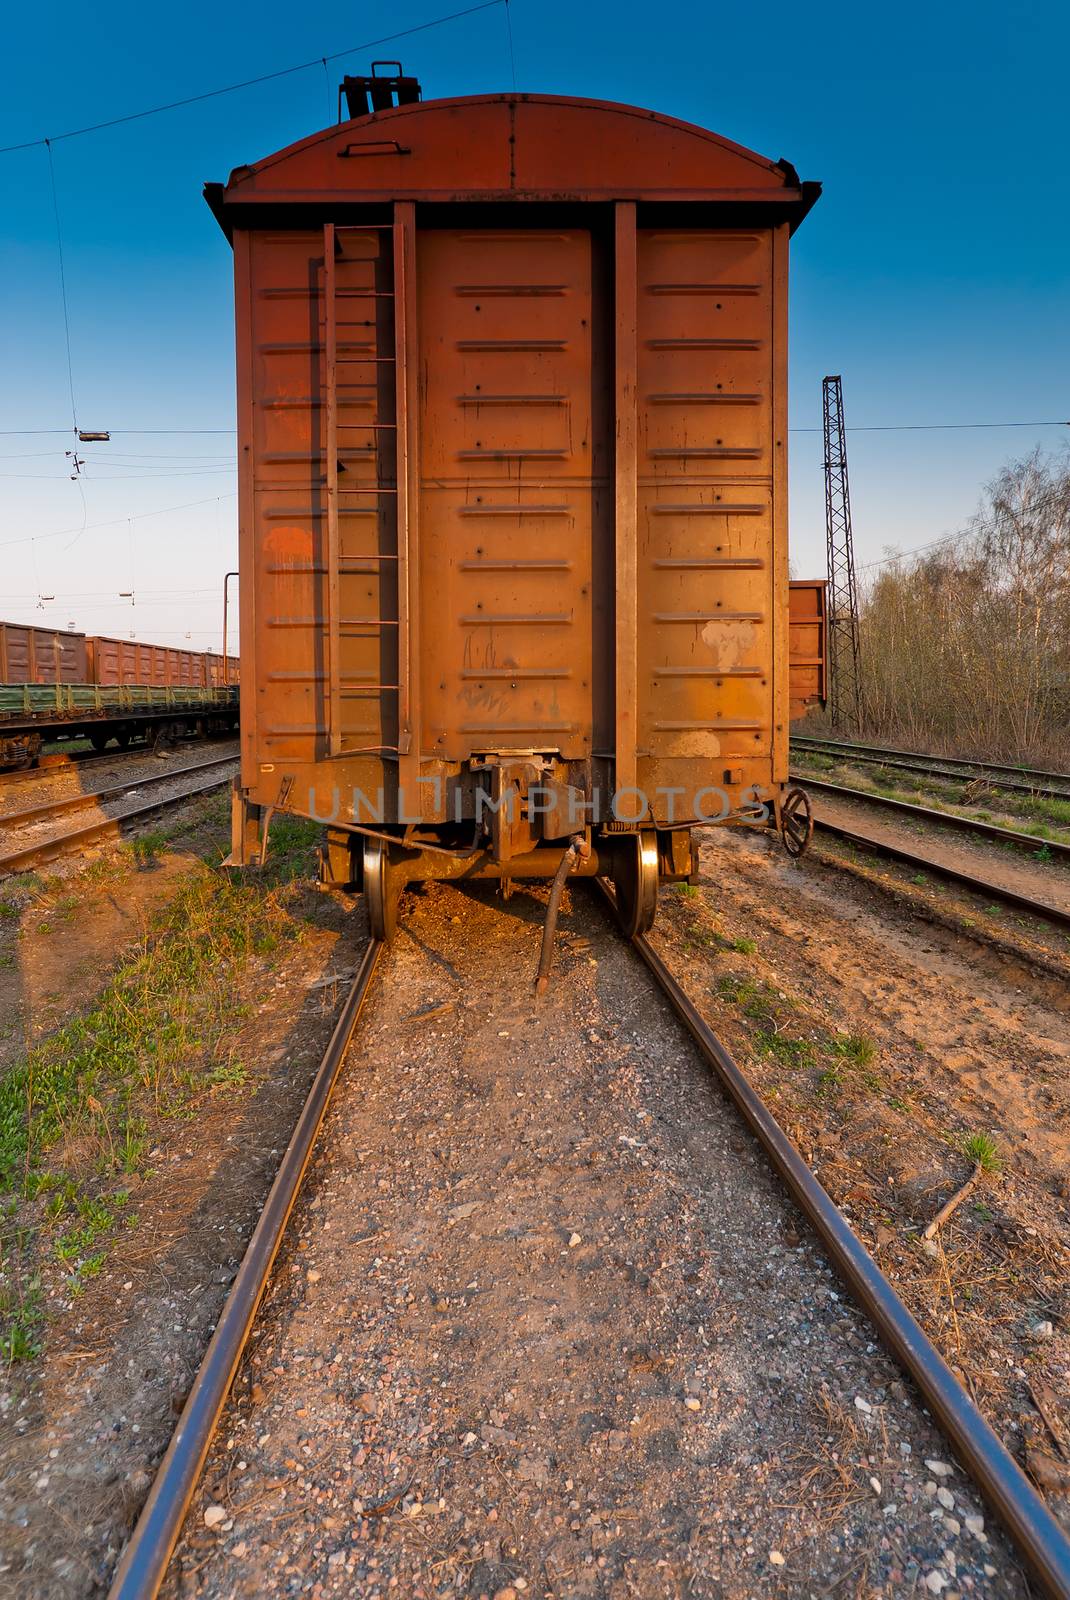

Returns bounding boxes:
[755,1029,815,1068]
[0,850,313,1360]
[962,1131,1002,1173]
[126,830,170,866]
[264,815,323,880]
[0,1305,41,1364]
[208,1060,248,1089]
[828,1034,877,1068]
[0,866,300,1188]
[729,936,757,955]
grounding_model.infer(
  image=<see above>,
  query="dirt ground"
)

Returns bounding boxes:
[2,814,1067,1597]
[656,829,1070,1520]
[163,875,1031,1600]
[801,784,1070,921]
[0,806,363,1596]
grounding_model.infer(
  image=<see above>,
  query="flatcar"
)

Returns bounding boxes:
[0,620,239,768]
[209,72,819,940]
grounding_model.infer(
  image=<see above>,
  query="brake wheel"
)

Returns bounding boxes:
[780,785,813,858]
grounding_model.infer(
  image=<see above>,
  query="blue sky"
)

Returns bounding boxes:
[2,0,1067,648]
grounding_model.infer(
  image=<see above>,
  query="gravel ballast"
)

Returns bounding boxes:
[164,878,1027,1599]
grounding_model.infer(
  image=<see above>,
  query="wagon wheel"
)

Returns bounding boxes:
[780,785,813,859]
[612,829,659,939]
[362,836,404,943]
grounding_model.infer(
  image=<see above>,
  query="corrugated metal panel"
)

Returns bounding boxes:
[634,228,778,814]
[0,623,88,685]
[86,638,216,688]
[417,228,598,762]
[244,226,397,763]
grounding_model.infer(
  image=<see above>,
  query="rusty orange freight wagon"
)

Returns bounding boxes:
[788,579,827,718]
[208,74,819,938]
[85,638,240,690]
[0,623,88,685]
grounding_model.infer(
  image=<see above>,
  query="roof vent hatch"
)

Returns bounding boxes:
[341,62,422,120]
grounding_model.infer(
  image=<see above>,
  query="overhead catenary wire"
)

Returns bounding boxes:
[503,0,518,91]
[0,1,506,156]
[0,492,236,550]
[2,417,1067,439]
[791,419,1069,434]
[860,479,1070,571]
[44,141,78,436]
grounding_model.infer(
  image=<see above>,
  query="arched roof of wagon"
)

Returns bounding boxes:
[207,93,818,227]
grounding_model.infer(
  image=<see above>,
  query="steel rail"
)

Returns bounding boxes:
[793,733,1070,788]
[593,883,1070,1599]
[812,818,1070,931]
[791,772,1070,865]
[0,768,237,880]
[0,749,114,790]
[0,753,239,829]
[107,940,383,1600]
[793,738,1070,802]
[0,738,234,792]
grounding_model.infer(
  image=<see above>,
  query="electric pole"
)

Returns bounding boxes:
[822,375,863,731]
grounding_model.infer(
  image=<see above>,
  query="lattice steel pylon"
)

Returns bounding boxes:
[822,375,863,731]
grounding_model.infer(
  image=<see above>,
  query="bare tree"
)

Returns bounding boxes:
[857,450,1070,763]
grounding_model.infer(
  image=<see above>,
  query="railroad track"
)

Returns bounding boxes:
[810,817,1070,932]
[0,738,237,794]
[792,772,1070,865]
[0,757,238,880]
[107,888,1070,1600]
[788,776,1070,933]
[793,735,1070,804]
[0,749,113,791]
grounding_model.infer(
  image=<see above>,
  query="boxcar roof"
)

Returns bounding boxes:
[205,93,819,233]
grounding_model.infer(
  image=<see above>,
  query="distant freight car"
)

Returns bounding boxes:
[788,580,827,717]
[208,76,820,937]
[0,622,88,685]
[85,637,240,689]
[0,621,240,768]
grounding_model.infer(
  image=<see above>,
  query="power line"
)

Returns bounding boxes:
[0,492,236,550]
[0,1,506,156]
[0,429,236,436]
[503,0,518,91]
[45,141,78,434]
[859,531,966,570]
[792,419,1068,434]
[3,417,1066,439]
